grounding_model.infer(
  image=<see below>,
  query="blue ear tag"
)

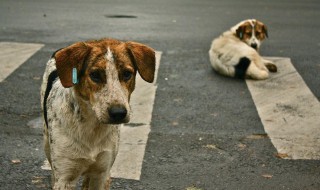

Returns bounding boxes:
[72,67,78,84]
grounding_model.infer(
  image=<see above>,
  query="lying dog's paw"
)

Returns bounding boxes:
[264,61,277,73]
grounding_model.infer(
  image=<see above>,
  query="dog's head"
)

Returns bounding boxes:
[233,19,268,50]
[53,39,155,124]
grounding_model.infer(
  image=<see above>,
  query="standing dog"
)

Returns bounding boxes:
[40,38,155,189]
[209,19,277,79]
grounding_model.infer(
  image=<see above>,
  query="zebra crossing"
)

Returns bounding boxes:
[1,42,319,182]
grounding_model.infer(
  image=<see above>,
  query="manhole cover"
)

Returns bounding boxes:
[105,15,137,18]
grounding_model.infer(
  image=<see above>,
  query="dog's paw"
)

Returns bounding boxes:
[265,62,277,72]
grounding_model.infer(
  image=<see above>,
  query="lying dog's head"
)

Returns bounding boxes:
[53,39,155,124]
[233,19,268,50]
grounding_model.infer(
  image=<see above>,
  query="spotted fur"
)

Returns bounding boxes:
[40,38,156,190]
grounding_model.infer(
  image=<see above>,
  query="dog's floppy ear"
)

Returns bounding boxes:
[126,42,156,83]
[54,42,91,88]
[236,25,245,39]
[262,24,268,38]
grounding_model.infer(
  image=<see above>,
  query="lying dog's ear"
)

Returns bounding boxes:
[126,42,156,83]
[236,25,245,39]
[54,42,91,88]
[262,24,268,38]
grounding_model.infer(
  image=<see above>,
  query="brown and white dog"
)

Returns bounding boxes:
[209,19,277,79]
[40,38,155,189]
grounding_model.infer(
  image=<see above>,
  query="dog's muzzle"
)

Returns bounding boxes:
[251,43,258,50]
[108,105,128,124]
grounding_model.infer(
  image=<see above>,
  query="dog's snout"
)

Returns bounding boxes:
[251,43,258,50]
[108,106,128,123]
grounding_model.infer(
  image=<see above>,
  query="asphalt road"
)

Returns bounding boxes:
[0,0,320,189]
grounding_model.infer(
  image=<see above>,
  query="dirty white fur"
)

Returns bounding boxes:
[41,58,121,189]
[41,39,156,190]
[105,47,114,64]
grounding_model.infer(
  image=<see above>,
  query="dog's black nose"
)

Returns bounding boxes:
[108,106,127,122]
[251,43,258,50]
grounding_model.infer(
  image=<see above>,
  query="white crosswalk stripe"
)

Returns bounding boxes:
[0,42,44,82]
[111,52,162,180]
[246,57,320,160]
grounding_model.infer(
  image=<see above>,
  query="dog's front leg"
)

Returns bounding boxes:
[262,58,277,72]
[83,172,110,190]
[53,180,77,190]
[51,158,83,190]
[81,173,111,190]
[81,176,90,190]
[94,173,111,190]
[52,172,78,190]
[84,150,117,190]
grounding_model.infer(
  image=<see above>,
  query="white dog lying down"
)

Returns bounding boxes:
[209,19,277,80]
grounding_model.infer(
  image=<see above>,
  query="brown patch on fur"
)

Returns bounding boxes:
[54,38,155,102]
[126,41,156,83]
[236,21,252,40]
[255,20,268,40]
[54,42,91,88]
[74,47,105,101]
[236,20,268,41]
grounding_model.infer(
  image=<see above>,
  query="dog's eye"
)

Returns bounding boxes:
[255,31,260,36]
[123,70,133,81]
[89,70,104,83]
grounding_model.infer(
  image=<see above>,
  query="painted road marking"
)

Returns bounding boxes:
[0,42,44,82]
[111,52,161,180]
[246,57,320,160]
